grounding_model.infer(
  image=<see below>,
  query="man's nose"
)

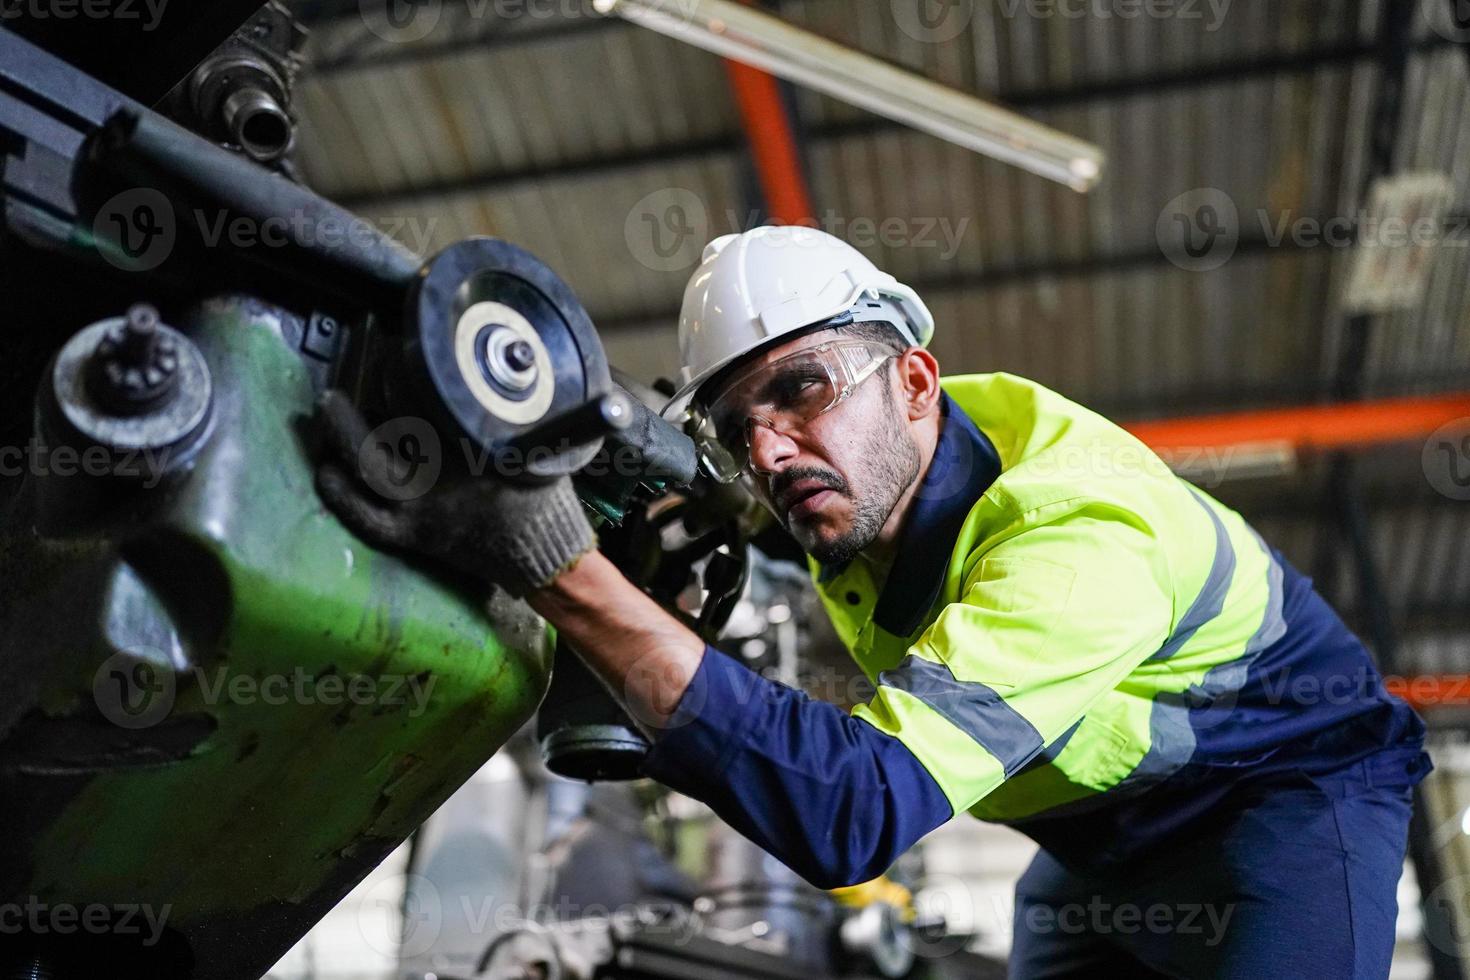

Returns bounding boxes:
[747,421,797,476]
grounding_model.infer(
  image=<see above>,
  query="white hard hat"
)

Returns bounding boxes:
[660,226,934,421]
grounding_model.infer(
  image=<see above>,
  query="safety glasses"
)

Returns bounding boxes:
[691,341,896,483]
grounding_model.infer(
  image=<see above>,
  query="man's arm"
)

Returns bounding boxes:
[527,550,704,733]
[529,550,955,890]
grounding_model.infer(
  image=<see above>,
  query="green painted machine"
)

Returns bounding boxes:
[0,20,698,979]
[0,296,559,977]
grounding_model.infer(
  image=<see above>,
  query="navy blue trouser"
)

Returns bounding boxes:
[1011,757,1416,979]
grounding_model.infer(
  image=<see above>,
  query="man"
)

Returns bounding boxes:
[317,226,1431,978]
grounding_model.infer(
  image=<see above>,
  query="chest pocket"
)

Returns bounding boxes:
[919,555,1075,695]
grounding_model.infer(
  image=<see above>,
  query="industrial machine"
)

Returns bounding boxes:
[0,6,992,978]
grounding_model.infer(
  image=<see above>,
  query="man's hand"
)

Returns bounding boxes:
[313,390,596,598]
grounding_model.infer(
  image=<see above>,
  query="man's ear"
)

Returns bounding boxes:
[895,347,942,421]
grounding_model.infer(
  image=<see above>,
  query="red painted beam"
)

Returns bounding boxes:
[721,3,814,225]
[1384,675,1470,710]
[1124,393,1470,453]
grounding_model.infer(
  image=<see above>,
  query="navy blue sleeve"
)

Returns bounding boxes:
[639,645,954,889]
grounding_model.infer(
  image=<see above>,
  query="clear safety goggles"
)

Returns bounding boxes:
[691,341,896,483]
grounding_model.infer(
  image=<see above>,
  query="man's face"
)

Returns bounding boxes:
[700,330,922,566]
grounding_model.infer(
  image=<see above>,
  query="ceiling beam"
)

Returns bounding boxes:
[321,34,1461,210]
[1124,392,1470,455]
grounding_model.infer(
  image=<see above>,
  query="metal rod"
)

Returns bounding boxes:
[86,108,422,308]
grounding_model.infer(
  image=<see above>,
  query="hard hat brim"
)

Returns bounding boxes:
[660,292,933,423]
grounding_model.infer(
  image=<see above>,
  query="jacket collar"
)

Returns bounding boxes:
[862,392,1002,637]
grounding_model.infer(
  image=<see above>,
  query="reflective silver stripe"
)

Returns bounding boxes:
[877,655,1044,776]
[1011,531,1289,822]
[1150,489,1237,661]
[1018,718,1081,775]
[1123,538,1286,787]
[1241,526,1287,655]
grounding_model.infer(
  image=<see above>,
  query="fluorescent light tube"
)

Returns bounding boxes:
[593,0,1104,192]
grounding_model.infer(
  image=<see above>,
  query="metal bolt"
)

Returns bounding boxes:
[88,302,182,414]
[504,338,536,372]
[127,301,158,333]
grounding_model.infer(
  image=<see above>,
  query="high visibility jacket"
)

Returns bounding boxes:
[810,373,1426,837]
[644,372,1428,886]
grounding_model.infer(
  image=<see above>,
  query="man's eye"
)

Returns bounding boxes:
[772,372,824,401]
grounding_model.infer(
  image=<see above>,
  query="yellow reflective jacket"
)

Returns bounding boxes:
[810,373,1297,822]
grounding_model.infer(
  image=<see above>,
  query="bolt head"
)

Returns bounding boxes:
[504,339,536,372]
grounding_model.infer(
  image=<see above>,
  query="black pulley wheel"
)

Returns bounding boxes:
[405,237,611,479]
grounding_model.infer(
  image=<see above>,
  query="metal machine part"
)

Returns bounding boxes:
[166,2,308,164]
[0,19,708,979]
[473,903,1001,980]
[1,30,419,309]
[575,377,701,525]
[401,238,616,480]
[0,296,558,980]
[86,107,422,306]
[474,905,824,980]
[1,0,269,107]
[48,303,213,458]
[536,640,650,782]
[695,821,838,973]
[838,903,916,979]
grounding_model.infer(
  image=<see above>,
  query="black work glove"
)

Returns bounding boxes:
[313,390,596,598]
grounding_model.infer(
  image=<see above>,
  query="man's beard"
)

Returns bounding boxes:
[779,393,921,567]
